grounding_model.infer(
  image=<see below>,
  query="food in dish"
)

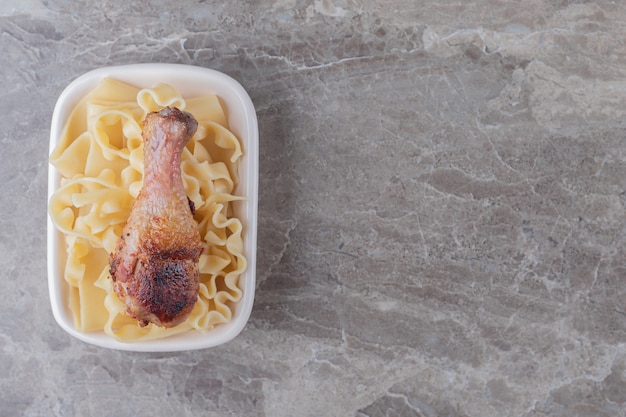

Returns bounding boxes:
[48,78,246,342]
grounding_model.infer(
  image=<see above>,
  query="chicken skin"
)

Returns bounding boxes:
[109,107,203,328]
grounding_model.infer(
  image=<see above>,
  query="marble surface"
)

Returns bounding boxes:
[2,1,626,416]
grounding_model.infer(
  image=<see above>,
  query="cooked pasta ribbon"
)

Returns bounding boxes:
[49,78,246,342]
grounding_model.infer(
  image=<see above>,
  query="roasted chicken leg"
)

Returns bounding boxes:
[109,107,203,328]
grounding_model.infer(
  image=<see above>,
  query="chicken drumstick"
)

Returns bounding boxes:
[109,107,203,328]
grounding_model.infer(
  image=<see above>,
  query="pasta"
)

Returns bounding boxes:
[49,78,246,342]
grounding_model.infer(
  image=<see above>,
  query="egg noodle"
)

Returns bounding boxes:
[49,78,246,342]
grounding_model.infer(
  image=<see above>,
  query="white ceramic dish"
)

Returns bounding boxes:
[47,63,258,352]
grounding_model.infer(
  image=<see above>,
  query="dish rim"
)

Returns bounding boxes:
[47,63,258,352]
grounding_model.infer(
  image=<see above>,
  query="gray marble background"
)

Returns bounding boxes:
[2,1,626,416]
